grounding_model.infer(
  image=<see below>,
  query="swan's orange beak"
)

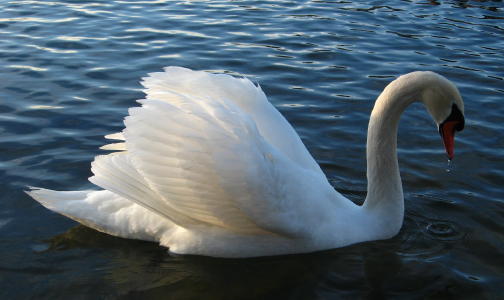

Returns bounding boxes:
[439,104,465,160]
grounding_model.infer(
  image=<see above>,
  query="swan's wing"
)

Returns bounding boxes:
[95,91,329,237]
[89,152,200,227]
[141,67,322,173]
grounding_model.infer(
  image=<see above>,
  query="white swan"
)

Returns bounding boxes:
[27,67,465,258]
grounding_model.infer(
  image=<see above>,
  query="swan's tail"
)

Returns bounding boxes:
[26,187,173,242]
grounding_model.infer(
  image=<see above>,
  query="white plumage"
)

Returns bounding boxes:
[27,67,464,257]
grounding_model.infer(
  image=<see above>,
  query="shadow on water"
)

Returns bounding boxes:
[38,215,487,300]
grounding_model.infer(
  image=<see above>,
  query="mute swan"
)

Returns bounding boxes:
[27,67,465,258]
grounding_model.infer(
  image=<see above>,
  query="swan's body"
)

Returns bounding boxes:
[27,67,465,258]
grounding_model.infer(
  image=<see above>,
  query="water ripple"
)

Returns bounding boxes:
[0,0,503,298]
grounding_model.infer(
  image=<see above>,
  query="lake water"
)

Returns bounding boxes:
[1,0,503,299]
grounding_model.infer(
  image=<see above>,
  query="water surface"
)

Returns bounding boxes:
[1,0,503,299]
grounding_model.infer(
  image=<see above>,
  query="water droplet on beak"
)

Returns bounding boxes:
[446,159,453,173]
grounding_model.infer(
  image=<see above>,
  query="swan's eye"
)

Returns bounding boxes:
[442,104,465,132]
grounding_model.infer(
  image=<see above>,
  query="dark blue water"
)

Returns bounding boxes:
[1,0,503,298]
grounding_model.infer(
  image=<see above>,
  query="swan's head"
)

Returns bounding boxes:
[418,72,465,160]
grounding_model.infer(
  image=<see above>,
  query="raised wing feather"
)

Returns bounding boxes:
[121,89,330,236]
[92,67,332,237]
[121,94,272,234]
[141,67,322,173]
[89,153,199,227]
[101,132,126,151]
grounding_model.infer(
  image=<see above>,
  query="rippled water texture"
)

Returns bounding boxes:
[1,1,503,299]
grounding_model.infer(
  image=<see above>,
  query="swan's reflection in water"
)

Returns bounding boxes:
[46,214,483,299]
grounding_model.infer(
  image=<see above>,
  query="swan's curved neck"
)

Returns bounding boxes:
[362,75,424,236]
